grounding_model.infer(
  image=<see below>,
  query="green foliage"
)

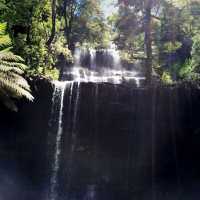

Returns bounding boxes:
[161,71,173,85]
[0,23,33,111]
[62,0,109,49]
[27,67,60,80]
[52,36,73,61]
[191,35,200,69]
[179,59,195,79]
[0,0,109,79]
[178,36,200,81]
[2,0,52,70]
[1,0,200,83]
[113,0,200,82]
[113,5,144,57]
[163,42,182,53]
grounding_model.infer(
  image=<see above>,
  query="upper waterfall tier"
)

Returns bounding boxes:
[74,48,122,70]
[61,48,145,86]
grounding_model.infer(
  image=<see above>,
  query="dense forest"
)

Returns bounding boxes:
[0,0,200,109]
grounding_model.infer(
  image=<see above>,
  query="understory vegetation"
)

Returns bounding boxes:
[0,0,200,109]
[0,22,33,111]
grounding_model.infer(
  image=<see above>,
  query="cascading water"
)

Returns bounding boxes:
[74,48,82,67]
[48,81,67,200]
[48,44,144,200]
[62,46,145,86]
[90,49,96,70]
[65,82,81,199]
[48,45,146,199]
[48,80,82,200]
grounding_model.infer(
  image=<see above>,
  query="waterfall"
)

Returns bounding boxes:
[90,49,96,70]
[48,81,67,200]
[109,49,122,70]
[71,82,81,139]
[74,48,122,69]
[65,82,81,198]
[47,45,147,200]
[43,64,197,200]
[48,81,81,200]
[62,47,145,86]
[74,48,81,67]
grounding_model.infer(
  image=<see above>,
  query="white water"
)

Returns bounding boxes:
[63,47,145,86]
[49,81,67,200]
[65,67,145,86]
[74,48,81,67]
[49,80,81,200]
[90,49,96,70]
[71,82,80,152]
[65,82,81,198]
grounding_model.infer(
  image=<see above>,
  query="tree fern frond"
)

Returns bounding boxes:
[0,61,27,70]
[0,72,31,91]
[0,23,7,35]
[4,72,31,90]
[0,22,33,110]
[0,65,24,74]
[0,76,34,101]
[0,47,12,53]
[0,51,24,62]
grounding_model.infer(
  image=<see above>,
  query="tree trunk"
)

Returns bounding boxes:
[47,0,57,47]
[63,0,75,51]
[26,7,33,45]
[144,0,153,85]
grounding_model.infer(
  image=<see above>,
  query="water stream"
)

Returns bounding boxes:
[49,81,67,200]
[49,80,82,200]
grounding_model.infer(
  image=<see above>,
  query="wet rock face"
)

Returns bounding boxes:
[58,83,200,200]
[1,80,200,200]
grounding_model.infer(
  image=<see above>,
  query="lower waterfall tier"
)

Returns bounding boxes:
[0,80,200,200]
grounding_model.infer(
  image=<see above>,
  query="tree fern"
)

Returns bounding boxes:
[0,23,33,111]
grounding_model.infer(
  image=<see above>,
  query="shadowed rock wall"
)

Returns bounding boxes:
[0,80,200,200]
[0,78,53,200]
[57,83,200,200]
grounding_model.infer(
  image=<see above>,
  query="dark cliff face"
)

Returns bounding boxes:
[0,77,53,200]
[0,80,200,200]
[58,83,200,200]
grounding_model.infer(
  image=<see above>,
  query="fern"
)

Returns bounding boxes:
[0,23,34,111]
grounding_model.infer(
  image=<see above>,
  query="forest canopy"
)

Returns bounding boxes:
[0,0,200,83]
[114,0,200,83]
